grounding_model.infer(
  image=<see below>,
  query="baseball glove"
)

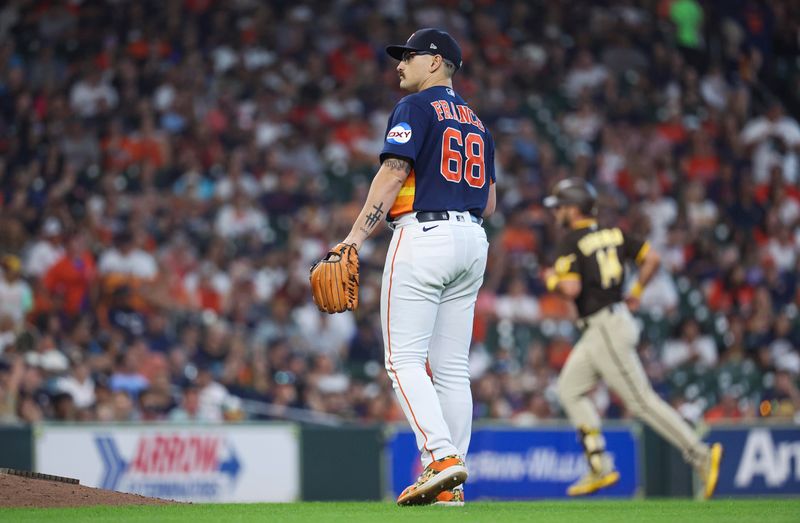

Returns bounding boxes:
[309,242,359,313]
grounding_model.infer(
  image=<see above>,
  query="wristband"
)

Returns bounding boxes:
[546,274,560,292]
[630,280,644,299]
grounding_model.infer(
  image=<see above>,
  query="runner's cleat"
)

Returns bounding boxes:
[701,443,723,500]
[567,469,620,496]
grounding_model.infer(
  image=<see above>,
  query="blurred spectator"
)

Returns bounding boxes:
[512,391,552,426]
[24,217,64,279]
[98,230,158,284]
[637,269,679,317]
[110,390,137,422]
[196,366,231,422]
[563,50,609,101]
[761,370,800,423]
[669,0,705,70]
[24,334,69,375]
[109,351,149,399]
[169,384,201,422]
[214,191,270,242]
[0,255,32,329]
[662,318,718,371]
[69,69,118,119]
[704,392,743,423]
[740,101,800,184]
[495,277,540,325]
[0,356,23,422]
[55,358,95,410]
[42,233,96,319]
[51,391,77,422]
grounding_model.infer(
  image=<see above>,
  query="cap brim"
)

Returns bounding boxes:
[386,45,419,60]
[543,195,561,208]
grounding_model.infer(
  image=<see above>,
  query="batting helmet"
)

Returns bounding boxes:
[543,177,598,215]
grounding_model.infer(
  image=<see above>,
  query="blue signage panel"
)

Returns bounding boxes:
[707,427,800,496]
[388,427,638,500]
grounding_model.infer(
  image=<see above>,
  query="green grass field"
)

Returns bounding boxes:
[2,499,799,523]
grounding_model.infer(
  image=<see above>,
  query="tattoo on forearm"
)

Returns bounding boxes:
[363,202,384,232]
[383,158,411,174]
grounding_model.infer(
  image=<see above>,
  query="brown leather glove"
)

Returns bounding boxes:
[309,242,359,313]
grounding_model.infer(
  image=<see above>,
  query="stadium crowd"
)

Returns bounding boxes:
[1,0,799,427]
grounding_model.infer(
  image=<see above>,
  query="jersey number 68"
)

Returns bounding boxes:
[440,127,486,188]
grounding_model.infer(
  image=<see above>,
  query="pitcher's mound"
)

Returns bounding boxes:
[0,471,177,508]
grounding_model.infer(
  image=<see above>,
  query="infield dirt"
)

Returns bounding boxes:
[0,472,176,508]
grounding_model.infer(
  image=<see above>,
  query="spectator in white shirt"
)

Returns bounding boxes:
[642,180,678,250]
[562,98,604,144]
[69,69,118,119]
[56,359,95,409]
[214,149,261,201]
[637,269,679,318]
[98,230,158,280]
[684,180,718,232]
[24,217,64,278]
[495,277,540,325]
[740,101,800,184]
[196,366,232,422]
[98,230,158,313]
[563,50,609,100]
[662,318,718,371]
[763,225,797,273]
[214,191,270,242]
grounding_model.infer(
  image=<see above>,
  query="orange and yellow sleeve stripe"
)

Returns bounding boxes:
[389,170,416,218]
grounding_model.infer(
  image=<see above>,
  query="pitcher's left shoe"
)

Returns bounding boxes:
[433,487,464,507]
[397,455,467,506]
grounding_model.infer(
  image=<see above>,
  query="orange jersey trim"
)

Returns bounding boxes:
[389,169,416,218]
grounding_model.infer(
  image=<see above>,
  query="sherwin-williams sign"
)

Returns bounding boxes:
[35,424,299,502]
[707,427,800,496]
[388,426,639,499]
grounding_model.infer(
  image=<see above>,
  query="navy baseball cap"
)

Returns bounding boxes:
[386,28,462,70]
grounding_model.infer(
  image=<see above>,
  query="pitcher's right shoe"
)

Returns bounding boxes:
[567,467,620,496]
[434,487,464,507]
[397,455,468,506]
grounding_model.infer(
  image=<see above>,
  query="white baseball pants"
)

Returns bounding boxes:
[381,211,488,467]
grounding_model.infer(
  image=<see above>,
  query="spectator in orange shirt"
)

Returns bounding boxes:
[131,112,170,169]
[43,233,96,319]
[704,393,743,423]
[499,207,538,254]
[101,119,137,172]
[682,130,720,185]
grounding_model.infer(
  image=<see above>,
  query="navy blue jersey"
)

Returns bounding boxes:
[380,86,495,218]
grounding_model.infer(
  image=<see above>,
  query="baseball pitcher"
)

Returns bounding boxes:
[311,28,495,506]
[543,178,722,498]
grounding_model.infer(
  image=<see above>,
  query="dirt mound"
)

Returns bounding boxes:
[0,472,178,508]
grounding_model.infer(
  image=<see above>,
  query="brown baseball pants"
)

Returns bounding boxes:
[557,303,709,470]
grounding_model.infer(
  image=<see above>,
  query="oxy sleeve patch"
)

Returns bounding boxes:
[386,122,412,144]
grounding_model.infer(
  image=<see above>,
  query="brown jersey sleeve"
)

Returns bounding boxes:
[622,232,649,265]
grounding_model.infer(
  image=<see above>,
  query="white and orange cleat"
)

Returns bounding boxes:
[433,487,464,507]
[397,455,468,506]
